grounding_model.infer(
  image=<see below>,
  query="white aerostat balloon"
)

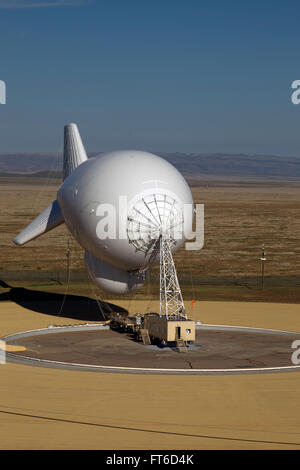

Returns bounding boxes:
[14,124,194,294]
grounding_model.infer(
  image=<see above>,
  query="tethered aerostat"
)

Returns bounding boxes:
[14,124,194,303]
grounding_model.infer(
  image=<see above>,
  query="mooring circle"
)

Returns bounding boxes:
[3,324,300,375]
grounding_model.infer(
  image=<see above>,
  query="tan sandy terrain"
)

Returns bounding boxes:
[1,299,300,449]
[1,176,300,448]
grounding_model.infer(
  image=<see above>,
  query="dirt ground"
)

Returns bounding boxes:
[1,299,300,449]
[1,178,300,285]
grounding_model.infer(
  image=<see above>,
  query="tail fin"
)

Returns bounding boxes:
[63,123,88,180]
[13,200,64,246]
[14,123,87,246]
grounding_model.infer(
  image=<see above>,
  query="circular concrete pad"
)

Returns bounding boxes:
[4,325,300,373]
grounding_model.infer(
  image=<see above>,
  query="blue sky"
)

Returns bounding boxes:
[0,0,300,155]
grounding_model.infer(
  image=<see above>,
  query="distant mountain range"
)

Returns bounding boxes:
[1,152,300,179]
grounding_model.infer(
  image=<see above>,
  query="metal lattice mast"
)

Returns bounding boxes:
[159,235,186,320]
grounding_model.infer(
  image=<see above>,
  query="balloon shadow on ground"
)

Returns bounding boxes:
[0,280,128,321]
